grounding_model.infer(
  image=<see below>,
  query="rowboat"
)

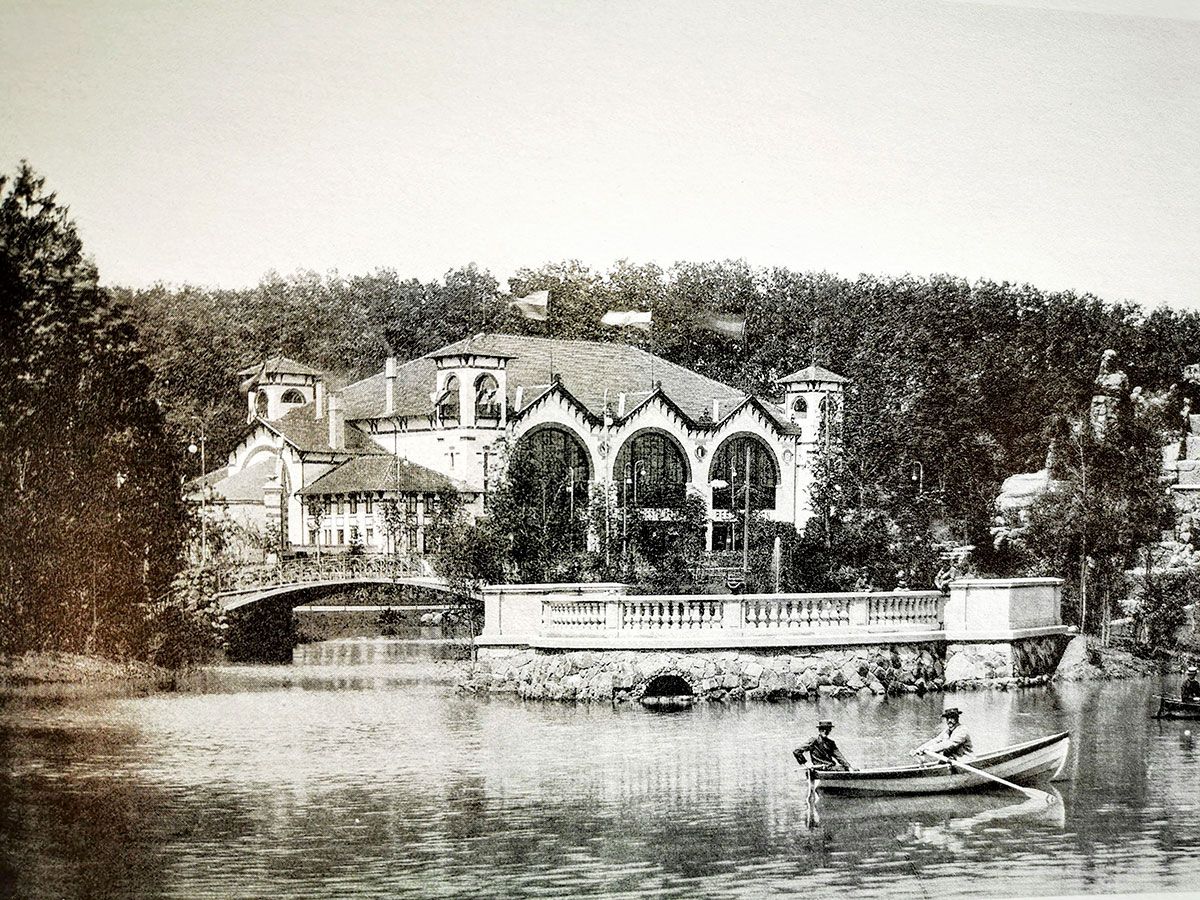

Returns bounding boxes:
[1155,696,1200,719]
[804,732,1070,796]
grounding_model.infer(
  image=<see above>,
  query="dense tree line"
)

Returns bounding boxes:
[0,165,187,659]
[121,260,1200,586]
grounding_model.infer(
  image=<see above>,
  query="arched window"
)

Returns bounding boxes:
[792,397,807,416]
[438,375,460,422]
[254,391,269,419]
[711,434,779,511]
[475,373,500,421]
[281,388,306,405]
[513,427,591,547]
[518,427,591,493]
[615,431,689,507]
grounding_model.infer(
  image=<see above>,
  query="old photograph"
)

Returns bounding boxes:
[2,1,1199,897]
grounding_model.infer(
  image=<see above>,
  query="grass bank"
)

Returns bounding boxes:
[0,651,177,699]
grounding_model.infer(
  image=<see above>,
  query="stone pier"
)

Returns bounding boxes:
[469,579,1070,702]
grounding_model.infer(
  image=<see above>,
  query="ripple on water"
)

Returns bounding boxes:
[3,670,1200,897]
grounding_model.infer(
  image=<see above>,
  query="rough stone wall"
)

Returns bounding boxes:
[943,634,1070,690]
[468,643,946,703]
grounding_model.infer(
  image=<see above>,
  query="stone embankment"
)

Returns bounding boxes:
[469,643,948,702]
[467,633,1077,702]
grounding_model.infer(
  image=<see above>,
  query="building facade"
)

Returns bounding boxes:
[195,335,846,557]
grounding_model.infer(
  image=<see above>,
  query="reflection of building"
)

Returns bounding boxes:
[196,335,846,555]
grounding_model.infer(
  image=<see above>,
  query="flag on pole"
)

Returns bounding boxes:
[508,290,549,322]
[601,309,653,331]
[238,360,266,397]
[697,310,747,342]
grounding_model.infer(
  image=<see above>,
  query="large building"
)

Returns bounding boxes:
[195,335,846,557]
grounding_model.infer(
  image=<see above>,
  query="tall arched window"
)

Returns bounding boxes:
[475,373,500,421]
[615,431,689,507]
[711,434,779,511]
[514,427,591,547]
[438,375,460,422]
[281,388,306,405]
[518,427,591,493]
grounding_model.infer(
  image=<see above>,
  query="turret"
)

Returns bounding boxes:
[238,356,324,422]
[776,364,847,445]
[429,341,512,429]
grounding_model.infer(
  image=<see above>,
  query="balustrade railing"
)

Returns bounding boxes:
[539,590,943,637]
[620,598,723,630]
[743,595,852,629]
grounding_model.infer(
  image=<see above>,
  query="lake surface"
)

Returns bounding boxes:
[2,653,1199,899]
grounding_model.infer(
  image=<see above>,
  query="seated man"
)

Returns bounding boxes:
[912,707,973,760]
[794,719,854,771]
[1183,666,1200,704]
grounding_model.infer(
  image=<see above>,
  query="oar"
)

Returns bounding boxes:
[919,749,1053,804]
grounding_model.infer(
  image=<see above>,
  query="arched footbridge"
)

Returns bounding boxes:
[215,556,472,611]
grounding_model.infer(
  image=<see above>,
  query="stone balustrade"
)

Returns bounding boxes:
[483,584,947,650]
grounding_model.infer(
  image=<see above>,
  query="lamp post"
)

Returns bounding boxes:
[188,419,208,566]
[909,460,924,496]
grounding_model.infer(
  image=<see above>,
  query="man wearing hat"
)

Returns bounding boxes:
[793,720,854,771]
[1183,666,1200,703]
[912,708,973,760]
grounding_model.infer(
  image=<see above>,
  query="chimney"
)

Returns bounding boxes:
[514,385,524,410]
[314,381,325,420]
[385,357,396,416]
[618,392,627,417]
[713,398,721,421]
[328,393,345,451]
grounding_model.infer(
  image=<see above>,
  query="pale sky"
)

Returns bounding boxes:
[2,0,1198,308]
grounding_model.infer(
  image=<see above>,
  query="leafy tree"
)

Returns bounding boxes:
[0,163,186,659]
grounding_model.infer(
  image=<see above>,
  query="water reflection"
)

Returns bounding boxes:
[3,671,1200,897]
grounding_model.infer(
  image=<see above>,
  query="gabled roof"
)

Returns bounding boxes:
[264,407,385,456]
[339,333,751,425]
[297,455,469,496]
[206,458,278,503]
[237,356,324,377]
[777,364,847,385]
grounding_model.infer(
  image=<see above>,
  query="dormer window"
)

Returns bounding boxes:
[475,374,501,421]
[438,375,460,423]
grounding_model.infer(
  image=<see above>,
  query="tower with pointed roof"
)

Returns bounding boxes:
[777,364,847,447]
[238,356,324,422]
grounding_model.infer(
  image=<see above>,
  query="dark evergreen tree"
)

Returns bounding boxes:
[0,163,185,658]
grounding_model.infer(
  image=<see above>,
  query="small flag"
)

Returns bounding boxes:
[698,310,747,342]
[601,309,652,331]
[508,290,549,322]
[239,361,266,397]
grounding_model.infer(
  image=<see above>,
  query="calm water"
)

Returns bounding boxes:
[2,656,1199,899]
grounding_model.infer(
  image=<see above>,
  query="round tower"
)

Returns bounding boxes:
[238,356,324,422]
[776,364,848,446]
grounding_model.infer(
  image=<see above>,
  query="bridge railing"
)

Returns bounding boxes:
[218,554,430,594]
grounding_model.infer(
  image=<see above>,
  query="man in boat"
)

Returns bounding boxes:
[912,707,973,761]
[1183,666,1200,703]
[794,720,854,771]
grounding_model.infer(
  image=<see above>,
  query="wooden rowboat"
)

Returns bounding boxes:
[1155,696,1200,719]
[804,732,1070,796]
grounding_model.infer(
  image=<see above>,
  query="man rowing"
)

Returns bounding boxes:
[1183,666,1200,703]
[794,719,854,771]
[912,707,973,761]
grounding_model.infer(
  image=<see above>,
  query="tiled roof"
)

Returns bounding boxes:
[338,333,761,426]
[237,356,324,377]
[265,407,385,456]
[183,467,229,500]
[777,364,847,385]
[208,459,276,504]
[298,455,469,496]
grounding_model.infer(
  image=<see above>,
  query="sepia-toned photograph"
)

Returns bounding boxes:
[2,1,1199,897]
